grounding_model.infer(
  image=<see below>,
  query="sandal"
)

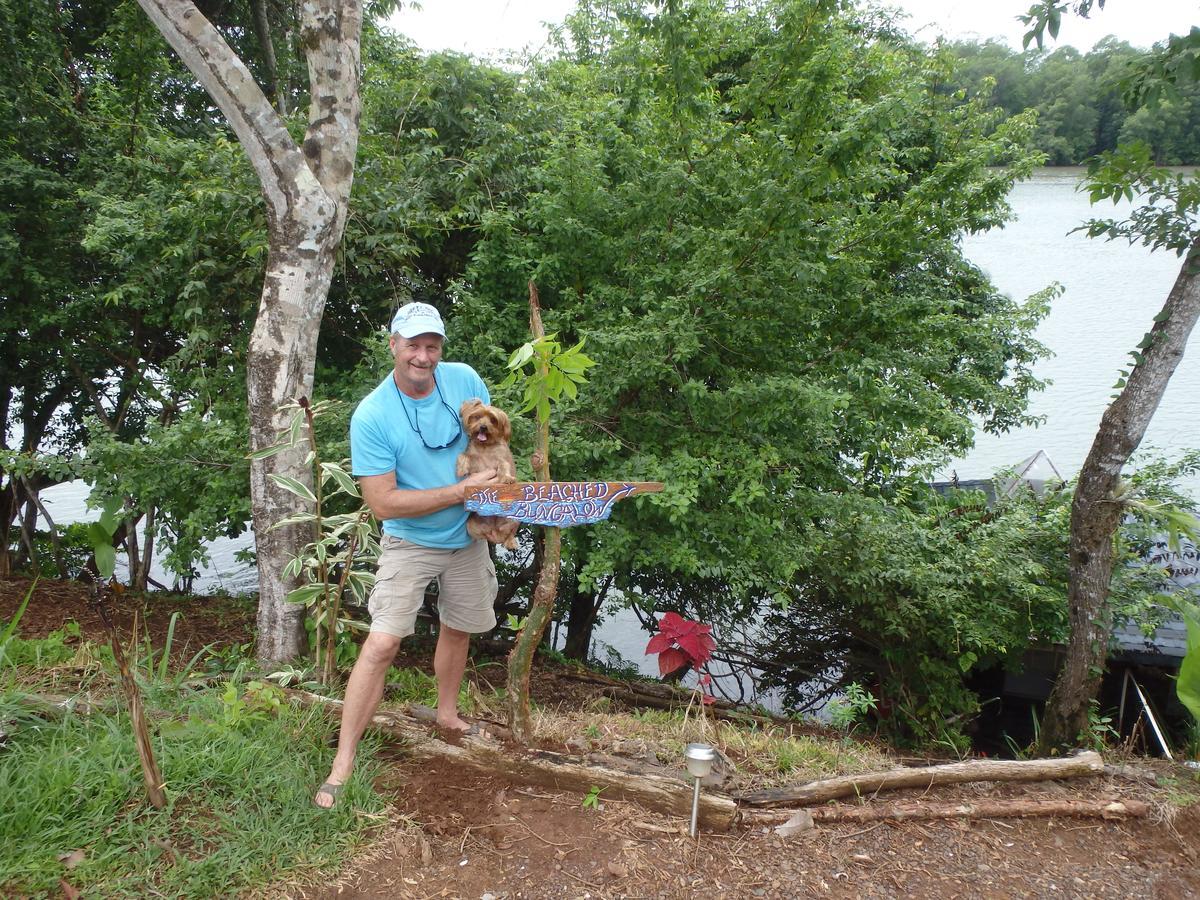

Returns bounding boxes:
[313,781,345,809]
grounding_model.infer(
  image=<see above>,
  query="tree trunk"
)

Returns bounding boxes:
[134,0,362,667]
[507,282,562,742]
[562,582,596,661]
[1041,240,1200,750]
[248,246,336,663]
[0,480,17,576]
[133,505,155,592]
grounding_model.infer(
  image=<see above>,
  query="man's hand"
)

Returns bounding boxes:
[458,467,499,501]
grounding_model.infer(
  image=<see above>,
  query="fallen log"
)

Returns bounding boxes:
[747,797,1149,826]
[735,751,1105,807]
[290,690,738,831]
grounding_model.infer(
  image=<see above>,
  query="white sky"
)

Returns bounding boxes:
[387,1,1197,59]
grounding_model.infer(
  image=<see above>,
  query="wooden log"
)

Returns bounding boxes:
[735,751,1105,807]
[747,797,1149,825]
[291,689,738,830]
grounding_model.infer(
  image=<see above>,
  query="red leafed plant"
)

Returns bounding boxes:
[645,612,716,679]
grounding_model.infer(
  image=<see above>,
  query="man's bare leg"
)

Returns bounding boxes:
[313,631,401,808]
[434,625,472,731]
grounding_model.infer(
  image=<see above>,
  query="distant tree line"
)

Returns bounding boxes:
[942,38,1200,166]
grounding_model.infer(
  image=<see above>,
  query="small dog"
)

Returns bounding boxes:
[456,398,520,550]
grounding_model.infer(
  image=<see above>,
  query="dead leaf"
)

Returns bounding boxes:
[151,837,177,865]
[418,835,433,867]
[57,849,86,870]
[59,878,81,899]
[607,861,629,879]
[774,809,814,838]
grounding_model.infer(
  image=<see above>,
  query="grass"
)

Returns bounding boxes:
[0,664,388,898]
[528,698,892,789]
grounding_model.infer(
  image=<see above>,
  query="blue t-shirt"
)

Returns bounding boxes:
[351,362,490,548]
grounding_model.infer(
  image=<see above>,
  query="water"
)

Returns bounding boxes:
[939,167,1200,492]
[31,167,1200,691]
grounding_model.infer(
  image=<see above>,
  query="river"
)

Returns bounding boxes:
[33,167,1200,690]
[938,167,1199,492]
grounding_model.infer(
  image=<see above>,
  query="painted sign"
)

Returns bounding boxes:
[464,481,664,527]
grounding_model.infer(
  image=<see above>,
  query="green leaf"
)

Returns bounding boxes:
[268,473,317,504]
[321,463,359,497]
[94,544,116,579]
[98,499,123,537]
[87,522,110,550]
[286,583,328,606]
[248,441,290,460]
[507,343,535,370]
[268,512,319,532]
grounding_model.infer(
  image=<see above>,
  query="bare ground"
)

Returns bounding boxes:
[4,575,1199,899]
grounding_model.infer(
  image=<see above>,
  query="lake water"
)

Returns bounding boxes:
[34,167,1200,691]
[938,167,1199,492]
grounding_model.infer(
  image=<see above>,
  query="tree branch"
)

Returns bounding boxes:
[134,0,333,235]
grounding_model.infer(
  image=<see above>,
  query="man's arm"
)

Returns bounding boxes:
[360,468,498,521]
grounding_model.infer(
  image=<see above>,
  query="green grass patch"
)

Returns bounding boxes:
[0,679,387,897]
[0,623,83,669]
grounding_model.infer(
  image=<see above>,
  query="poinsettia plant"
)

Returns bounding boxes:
[645,612,717,704]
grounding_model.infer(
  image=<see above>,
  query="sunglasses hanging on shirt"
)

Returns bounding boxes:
[394,374,462,451]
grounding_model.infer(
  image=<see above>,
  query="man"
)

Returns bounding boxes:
[314,301,499,809]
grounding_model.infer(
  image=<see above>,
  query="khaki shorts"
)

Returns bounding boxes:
[367,535,498,638]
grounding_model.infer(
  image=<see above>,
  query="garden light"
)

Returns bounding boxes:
[685,742,715,837]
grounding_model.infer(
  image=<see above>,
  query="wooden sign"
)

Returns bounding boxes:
[464,481,664,527]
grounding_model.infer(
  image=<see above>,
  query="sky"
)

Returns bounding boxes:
[386,1,1198,59]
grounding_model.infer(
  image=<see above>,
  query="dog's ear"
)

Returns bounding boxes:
[460,398,483,421]
[493,407,511,441]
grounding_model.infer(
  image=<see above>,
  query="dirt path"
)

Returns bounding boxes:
[288,754,1199,899]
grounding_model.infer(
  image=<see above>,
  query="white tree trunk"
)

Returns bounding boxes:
[135,0,362,664]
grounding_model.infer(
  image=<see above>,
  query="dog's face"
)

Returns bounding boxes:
[460,399,511,445]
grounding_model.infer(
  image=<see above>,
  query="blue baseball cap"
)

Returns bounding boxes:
[390,302,445,339]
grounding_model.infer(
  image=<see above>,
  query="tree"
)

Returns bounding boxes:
[1019,1,1200,749]
[450,0,1050,727]
[133,0,365,663]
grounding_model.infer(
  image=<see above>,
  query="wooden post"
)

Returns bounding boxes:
[506,281,563,742]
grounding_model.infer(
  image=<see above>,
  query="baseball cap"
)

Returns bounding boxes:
[390,302,445,339]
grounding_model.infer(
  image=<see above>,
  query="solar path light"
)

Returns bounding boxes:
[685,742,715,837]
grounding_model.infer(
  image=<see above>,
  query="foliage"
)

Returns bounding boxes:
[455,0,1047,695]
[83,500,124,580]
[581,785,603,810]
[754,483,1071,746]
[500,334,598,424]
[0,622,82,670]
[0,679,386,896]
[0,580,36,667]
[939,37,1200,167]
[258,398,379,684]
[1077,142,1200,253]
[645,612,716,679]
[1163,595,1200,728]
[826,682,879,732]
